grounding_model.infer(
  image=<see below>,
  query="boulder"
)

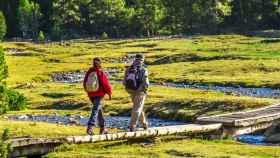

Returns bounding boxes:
[264,120,280,143]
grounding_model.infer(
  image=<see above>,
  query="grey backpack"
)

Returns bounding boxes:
[125,66,143,90]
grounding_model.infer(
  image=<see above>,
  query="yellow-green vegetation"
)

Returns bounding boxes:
[4,83,275,121]
[0,120,121,138]
[1,35,280,157]
[0,121,85,138]
[45,137,280,158]
[1,35,278,120]
[3,35,280,88]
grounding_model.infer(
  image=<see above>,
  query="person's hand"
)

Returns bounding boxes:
[108,94,112,100]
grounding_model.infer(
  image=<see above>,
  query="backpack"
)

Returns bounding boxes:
[85,71,99,92]
[125,66,142,90]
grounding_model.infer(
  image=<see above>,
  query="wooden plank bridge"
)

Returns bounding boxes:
[7,103,280,157]
[196,103,280,136]
[8,124,222,158]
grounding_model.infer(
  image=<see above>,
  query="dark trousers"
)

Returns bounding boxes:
[87,96,105,128]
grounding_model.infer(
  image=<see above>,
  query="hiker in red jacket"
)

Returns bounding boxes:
[83,57,112,135]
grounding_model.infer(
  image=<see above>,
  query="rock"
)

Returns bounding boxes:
[264,120,280,143]
[8,114,185,129]
[26,114,33,118]
[265,133,280,143]
[74,114,83,120]
[56,121,64,125]
[18,115,28,120]
[68,117,79,125]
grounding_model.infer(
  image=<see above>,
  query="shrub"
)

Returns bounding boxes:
[0,85,9,114]
[101,32,109,39]
[0,47,27,114]
[51,22,65,40]
[0,47,7,83]
[38,31,45,41]
[0,12,6,41]
[0,47,8,114]
[0,128,12,158]
[0,85,27,114]
[6,88,27,111]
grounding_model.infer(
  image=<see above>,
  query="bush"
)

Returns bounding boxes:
[38,31,45,41]
[0,85,27,114]
[0,128,12,158]
[0,12,6,41]
[101,32,109,39]
[0,47,7,83]
[6,88,27,111]
[51,22,65,40]
[0,47,27,114]
[0,85,9,114]
[0,47,8,114]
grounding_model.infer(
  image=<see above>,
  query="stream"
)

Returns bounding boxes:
[236,134,280,146]
[52,71,280,99]
[8,114,185,130]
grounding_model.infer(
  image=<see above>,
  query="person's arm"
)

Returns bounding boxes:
[123,68,128,86]
[100,71,112,98]
[137,69,149,92]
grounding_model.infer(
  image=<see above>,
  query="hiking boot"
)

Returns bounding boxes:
[100,127,108,135]
[129,126,136,132]
[87,126,94,135]
[143,123,149,130]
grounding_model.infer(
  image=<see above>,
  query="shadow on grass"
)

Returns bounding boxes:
[148,48,178,52]
[166,149,203,158]
[146,100,245,122]
[80,38,153,45]
[150,53,249,65]
[41,92,75,99]
[261,39,280,43]
[128,43,157,48]
[11,52,42,57]
[37,100,89,110]
[42,58,62,63]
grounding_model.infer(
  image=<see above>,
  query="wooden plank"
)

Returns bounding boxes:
[9,124,222,148]
[222,122,273,136]
[196,103,280,127]
[197,103,280,120]
[234,113,280,127]
[61,124,222,143]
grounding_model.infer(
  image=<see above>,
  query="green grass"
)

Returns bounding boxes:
[45,137,280,158]
[1,35,279,120]
[3,35,280,88]
[5,82,275,121]
[149,60,280,87]
[0,120,86,138]
[2,35,280,157]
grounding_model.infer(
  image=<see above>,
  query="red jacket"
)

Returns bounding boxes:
[83,67,112,97]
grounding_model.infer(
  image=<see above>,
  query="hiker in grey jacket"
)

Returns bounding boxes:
[123,54,149,131]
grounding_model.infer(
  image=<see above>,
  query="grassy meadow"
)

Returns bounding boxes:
[45,137,280,158]
[1,35,280,157]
